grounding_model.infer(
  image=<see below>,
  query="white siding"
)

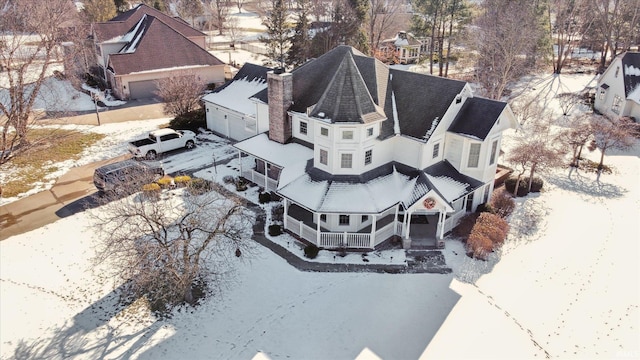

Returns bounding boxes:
[444,135,463,169]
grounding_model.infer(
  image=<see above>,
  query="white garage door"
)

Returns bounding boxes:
[128,80,158,99]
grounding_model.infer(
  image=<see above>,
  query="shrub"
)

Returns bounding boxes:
[271,204,284,223]
[222,175,235,184]
[304,244,320,259]
[156,177,173,188]
[142,183,161,192]
[453,213,480,240]
[528,176,544,193]
[174,175,191,185]
[476,203,494,214]
[169,108,205,133]
[235,178,247,192]
[504,176,529,197]
[268,224,282,236]
[258,192,271,204]
[489,188,515,219]
[467,232,493,260]
[187,178,213,195]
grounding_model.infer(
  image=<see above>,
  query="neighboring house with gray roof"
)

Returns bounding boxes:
[91,4,227,100]
[220,46,517,250]
[594,52,640,121]
[377,31,427,64]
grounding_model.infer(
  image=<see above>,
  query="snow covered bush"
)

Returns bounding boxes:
[169,108,206,133]
[259,192,271,204]
[528,176,544,192]
[268,224,282,236]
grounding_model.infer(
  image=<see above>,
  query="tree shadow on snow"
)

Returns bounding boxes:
[10,283,163,360]
[546,169,627,201]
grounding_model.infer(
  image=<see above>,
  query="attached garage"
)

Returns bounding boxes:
[128,80,158,99]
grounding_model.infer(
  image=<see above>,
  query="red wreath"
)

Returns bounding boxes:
[423,197,436,209]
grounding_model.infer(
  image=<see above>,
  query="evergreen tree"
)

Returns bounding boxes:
[287,0,311,67]
[260,0,290,68]
[113,0,129,12]
[83,0,117,22]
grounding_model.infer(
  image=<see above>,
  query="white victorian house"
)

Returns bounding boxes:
[594,52,640,121]
[208,46,517,250]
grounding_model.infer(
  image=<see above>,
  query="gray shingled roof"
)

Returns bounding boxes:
[381,68,467,140]
[622,52,640,97]
[107,16,223,75]
[309,51,386,123]
[448,97,507,140]
[254,46,467,141]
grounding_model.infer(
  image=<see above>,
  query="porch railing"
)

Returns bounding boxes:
[242,169,278,192]
[443,210,466,234]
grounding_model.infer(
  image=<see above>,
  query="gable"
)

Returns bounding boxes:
[107,16,223,75]
[448,97,507,140]
[381,69,466,140]
[94,3,203,43]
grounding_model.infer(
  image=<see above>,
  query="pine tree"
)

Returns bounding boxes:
[260,0,290,68]
[287,0,311,67]
[83,0,117,22]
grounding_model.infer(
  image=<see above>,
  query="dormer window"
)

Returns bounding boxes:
[455,95,462,104]
[320,127,329,136]
[342,130,354,140]
[367,127,374,137]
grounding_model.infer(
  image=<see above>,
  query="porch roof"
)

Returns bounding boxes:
[233,133,313,168]
[278,163,426,214]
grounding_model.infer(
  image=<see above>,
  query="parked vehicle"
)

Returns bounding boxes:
[129,128,196,160]
[93,159,164,195]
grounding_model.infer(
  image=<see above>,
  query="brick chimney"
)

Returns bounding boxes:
[267,69,293,144]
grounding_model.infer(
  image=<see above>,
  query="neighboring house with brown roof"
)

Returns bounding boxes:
[91,4,226,100]
[215,46,518,250]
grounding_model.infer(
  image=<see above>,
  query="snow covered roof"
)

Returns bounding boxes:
[621,52,640,98]
[278,163,423,213]
[202,63,271,116]
[423,161,484,202]
[233,134,313,168]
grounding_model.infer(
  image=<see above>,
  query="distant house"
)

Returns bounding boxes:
[377,31,427,64]
[202,64,272,141]
[594,52,640,121]
[214,46,517,250]
[91,4,227,100]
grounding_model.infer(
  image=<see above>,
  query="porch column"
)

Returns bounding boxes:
[370,215,377,248]
[283,198,288,229]
[238,151,243,176]
[394,205,399,235]
[264,162,269,189]
[438,211,445,239]
[405,210,412,239]
[316,213,321,245]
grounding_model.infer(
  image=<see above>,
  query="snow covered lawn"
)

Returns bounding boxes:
[0,73,638,359]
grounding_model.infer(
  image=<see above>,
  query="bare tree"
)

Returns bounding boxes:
[172,0,205,27]
[155,72,206,117]
[472,0,543,99]
[587,0,640,72]
[92,182,255,311]
[556,113,593,168]
[507,119,564,195]
[227,16,244,47]
[0,0,77,164]
[548,0,592,74]
[206,0,230,35]
[556,92,582,116]
[236,0,247,13]
[366,0,402,56]
[588,114,639,175]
